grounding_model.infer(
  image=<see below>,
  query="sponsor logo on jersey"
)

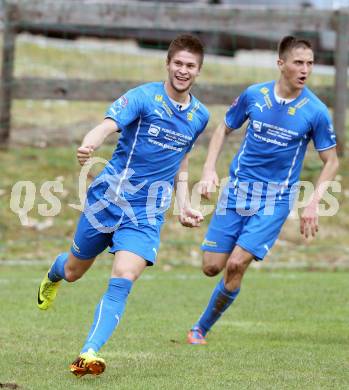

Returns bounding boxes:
[154,108,164,119]
[288,107,296,115]
[72,240,80,253]
[252,120,262,132]
[110,95,128,116]
[253,132,288,147]
[119,95,128,108]
[187,102,200,121]
[202,238,217,247]
[192,102,200,113]
[327,124,336,141]
[295,97,309,109]
[162,101,173,117]
[147,125,192,152]
[148,124,161,136]
[264,95,272,109]
[255,102,268,112]
[256,88,272,110]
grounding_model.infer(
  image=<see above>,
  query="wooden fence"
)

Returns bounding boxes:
[1,0,348,153]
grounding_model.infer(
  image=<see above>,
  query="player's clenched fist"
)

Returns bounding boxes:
[77,145,94,166]
[179,207,204,228]
[199,169,219,200]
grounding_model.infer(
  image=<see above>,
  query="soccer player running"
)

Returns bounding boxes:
[37,34,209,375]
[187,36,339,345]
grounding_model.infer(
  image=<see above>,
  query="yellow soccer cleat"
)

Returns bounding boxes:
[37,273,61,310]
[70,349,106,377]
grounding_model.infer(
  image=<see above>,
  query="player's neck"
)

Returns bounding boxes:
[275,80,302,100]
[164,81,191,105]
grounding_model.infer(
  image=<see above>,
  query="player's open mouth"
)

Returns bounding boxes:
[176,76,189,82]
[298,77,306,84]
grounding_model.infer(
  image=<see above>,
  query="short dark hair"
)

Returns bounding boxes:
[278,36,313,59]
[167,34,204,68]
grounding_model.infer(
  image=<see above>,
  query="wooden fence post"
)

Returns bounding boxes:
[333,9,349,156]
[0,1,16,146]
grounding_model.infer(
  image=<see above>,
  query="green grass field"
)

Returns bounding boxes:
[0,33,348,390]
[0,264,348,390]
[1,144,349,269]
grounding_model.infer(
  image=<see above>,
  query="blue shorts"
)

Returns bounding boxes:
[201,194,291,261]
[71,181,164,265]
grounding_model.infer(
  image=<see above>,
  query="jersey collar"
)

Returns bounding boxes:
[162,82,194,113]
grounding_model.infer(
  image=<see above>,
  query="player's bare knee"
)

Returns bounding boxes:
[112,270,138,282]
[202,263,221,277]
[202,252,222,276]
[64,267,83,282]
[226,259,245,279]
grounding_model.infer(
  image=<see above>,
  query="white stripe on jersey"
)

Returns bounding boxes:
[316,143,337,152]
[233,133,249,192]
[115,118,142,197]
[278,138,303,200]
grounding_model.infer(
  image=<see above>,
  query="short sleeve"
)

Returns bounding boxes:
[312,108,337,151]
[105,87,144,131]
[224,90,249,131]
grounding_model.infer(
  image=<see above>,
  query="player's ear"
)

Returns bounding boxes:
[277,58,284,70]
[197,55,203,75]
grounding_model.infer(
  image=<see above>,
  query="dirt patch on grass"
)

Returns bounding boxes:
[0,383,22,389]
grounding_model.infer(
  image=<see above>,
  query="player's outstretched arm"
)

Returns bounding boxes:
[300,147,339,238]
[175,154,203,228]
[77,119,118,166]
[199,122,229,199]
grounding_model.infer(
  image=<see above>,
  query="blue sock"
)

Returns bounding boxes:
[81,277,133,353]
[48,252,68,282]
[194,278,240,336]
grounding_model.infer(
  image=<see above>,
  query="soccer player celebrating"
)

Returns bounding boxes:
[187,36,339,345]
[37,34,209,376]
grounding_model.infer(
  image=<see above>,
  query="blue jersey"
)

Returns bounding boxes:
[100,82,209,208]
[225,80,336,200]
